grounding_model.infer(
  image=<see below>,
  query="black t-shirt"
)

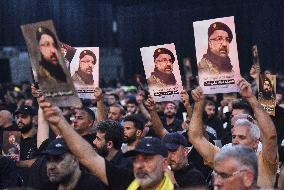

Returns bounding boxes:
[40,170,107,190]
[173,163,206,188]
[161,117,183,133]
[105,160,134,190]
[20,134,38,160]
[111,150,133,170]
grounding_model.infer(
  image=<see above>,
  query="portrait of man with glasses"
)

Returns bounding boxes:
[147,47,177,87]
[197,21,234,75]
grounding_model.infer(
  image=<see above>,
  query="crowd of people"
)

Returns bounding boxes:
[0,67,284,189]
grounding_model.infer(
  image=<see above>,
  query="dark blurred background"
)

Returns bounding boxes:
[0,0,283,86]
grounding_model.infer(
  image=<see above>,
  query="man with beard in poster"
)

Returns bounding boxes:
[259,77,276,106]
[147,48,177,87]
[198,22,234,75]
[36,26,67,85]
[72,50,97,85]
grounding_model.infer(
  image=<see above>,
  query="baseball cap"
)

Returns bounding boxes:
[40,138,70,156]
[15,105,35,117]
[125,137,168,157]
[162,132,188,151]
[208,22,233,43]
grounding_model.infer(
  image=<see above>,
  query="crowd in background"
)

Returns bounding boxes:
[0,65,284,189]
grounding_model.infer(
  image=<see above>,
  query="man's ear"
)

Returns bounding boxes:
[106,141,113,149]
[243,170,254,187]
[136,129,142,137]
[162,157,169,170]
[183,147,189,157]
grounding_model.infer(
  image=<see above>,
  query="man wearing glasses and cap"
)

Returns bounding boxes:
[198,22,234,75]
[147,48,177,87]
[72,50,97,85]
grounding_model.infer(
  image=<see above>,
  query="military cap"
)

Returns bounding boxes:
[208,22,233,43]
[36,26,59,48]
[79,50,97,64]
[153,48,175,63]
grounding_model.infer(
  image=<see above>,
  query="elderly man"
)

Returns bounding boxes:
[147,48,177,87]
[36,26,67,84]
[198,22,234,75]
[188,78,278,188]
[72,50,97,85]
[213,145,258,189]
[40,138,106,190]
[35,96,174,190]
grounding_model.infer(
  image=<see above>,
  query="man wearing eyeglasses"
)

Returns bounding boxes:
[198,22,234,75]
[72,50,97,85]
[147,48,177,87]
[189,78,278,188]
[213,145,258,189]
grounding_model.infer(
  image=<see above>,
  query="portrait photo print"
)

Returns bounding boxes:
[21,20,81,107]
[194,16,241,94]
[140,43,183,102]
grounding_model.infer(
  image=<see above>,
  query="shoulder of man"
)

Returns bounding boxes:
[147,74,166,87]
[198,57,220,75]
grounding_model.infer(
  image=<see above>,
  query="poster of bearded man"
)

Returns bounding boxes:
[194,16,241,94]
[140,43,183,102]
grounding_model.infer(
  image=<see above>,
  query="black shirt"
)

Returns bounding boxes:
[105,160,134,190]
[0,156,21,188]
[173,163,206,188]
[111,150,133,170]
[161,117,183,133]
[20,134,37,160]
[40,170,107,190]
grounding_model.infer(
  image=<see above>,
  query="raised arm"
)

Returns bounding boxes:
[180,90,193,120]
[144,96,168,137]
[94,87,107,122]
[38,96,109,186]
[136,91,151,120]
[238,78,277,163]
[188,87,216,167]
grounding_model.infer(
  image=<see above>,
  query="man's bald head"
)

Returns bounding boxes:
[0,110,13,128]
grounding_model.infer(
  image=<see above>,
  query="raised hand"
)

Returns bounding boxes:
[237,78,253,99]
[144,96,155,111]
[31,84,42,98]
[191,87,204,103]
[180,89,190,106]
[38,96,64,126]
[94,87,103,101]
